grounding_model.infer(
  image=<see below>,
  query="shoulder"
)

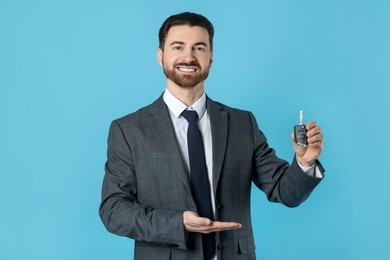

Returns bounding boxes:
[207,96,262,131]
[112,95,165,126]
[207,96,255,117]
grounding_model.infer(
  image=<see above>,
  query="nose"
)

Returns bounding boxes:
[181,48,196,63]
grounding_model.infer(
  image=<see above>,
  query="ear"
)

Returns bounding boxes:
[157,48,163,67]
[209,51,213,67]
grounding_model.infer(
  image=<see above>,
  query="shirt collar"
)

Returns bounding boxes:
[163,88,207,119]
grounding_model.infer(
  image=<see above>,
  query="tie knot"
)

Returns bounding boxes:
[181,110,198,123]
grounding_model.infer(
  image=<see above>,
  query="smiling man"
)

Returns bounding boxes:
[99,12,324,260]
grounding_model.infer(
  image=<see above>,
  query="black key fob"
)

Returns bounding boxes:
[294,111,307,146]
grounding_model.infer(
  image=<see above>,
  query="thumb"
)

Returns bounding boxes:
[184,211,212,226]
[291,132,296,143]
[194,215,213,226]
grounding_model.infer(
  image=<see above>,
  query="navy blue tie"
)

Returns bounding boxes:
[181,110,215,260]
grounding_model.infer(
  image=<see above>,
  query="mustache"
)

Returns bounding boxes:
[174,61,200,68]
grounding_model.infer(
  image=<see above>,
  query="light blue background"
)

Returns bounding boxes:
[1,1,389,259]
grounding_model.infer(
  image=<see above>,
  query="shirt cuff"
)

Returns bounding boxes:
[296,160,323,179]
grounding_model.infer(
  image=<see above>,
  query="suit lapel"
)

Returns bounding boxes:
[207,97,228,193]
[146,96,193,197]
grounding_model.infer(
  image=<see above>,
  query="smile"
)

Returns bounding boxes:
[177,66,198,73]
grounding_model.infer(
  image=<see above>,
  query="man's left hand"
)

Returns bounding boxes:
[292,120,323,167]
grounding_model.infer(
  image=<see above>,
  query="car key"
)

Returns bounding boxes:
[294,110,308,146]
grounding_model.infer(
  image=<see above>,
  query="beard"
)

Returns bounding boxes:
[162,60,211,89]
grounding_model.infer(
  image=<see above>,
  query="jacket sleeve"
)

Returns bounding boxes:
[249,112,324,207]
[99,120,188,250]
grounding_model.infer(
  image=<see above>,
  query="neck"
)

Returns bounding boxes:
[166,80,205,106]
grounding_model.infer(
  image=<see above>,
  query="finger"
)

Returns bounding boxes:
[306,121,317,130]
[186,220,242,233]
[308,132,323,144]
[308,141,323,148]
[214,221,241,228]
[307,126,322,138]
[198,221,242,233]
[209,223,242,233]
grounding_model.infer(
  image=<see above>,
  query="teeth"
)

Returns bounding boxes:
[178,67,196,72]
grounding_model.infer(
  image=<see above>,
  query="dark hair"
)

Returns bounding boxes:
[159,12,214,50]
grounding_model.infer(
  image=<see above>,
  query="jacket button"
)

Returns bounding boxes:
[217,244,223,251]
[216,203,222,209]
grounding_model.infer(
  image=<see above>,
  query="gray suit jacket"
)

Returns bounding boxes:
[99,95,323,259]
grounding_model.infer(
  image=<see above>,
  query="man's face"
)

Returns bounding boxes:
[158,25,213,89]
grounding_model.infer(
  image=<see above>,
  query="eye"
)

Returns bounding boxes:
[194,46,206,52]
[173,45,183,50]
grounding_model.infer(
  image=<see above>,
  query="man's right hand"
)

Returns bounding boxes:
[183,211,242,234]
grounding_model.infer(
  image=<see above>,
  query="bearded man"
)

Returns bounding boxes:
[99,12,324,260]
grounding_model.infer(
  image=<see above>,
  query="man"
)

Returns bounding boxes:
[99,12,324,260]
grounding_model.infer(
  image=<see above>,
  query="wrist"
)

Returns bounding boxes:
[296,156,315,167]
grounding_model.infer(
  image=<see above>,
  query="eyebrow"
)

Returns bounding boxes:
[194,42,208,47]
[170,41,185,46]
[169,41,208,47]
